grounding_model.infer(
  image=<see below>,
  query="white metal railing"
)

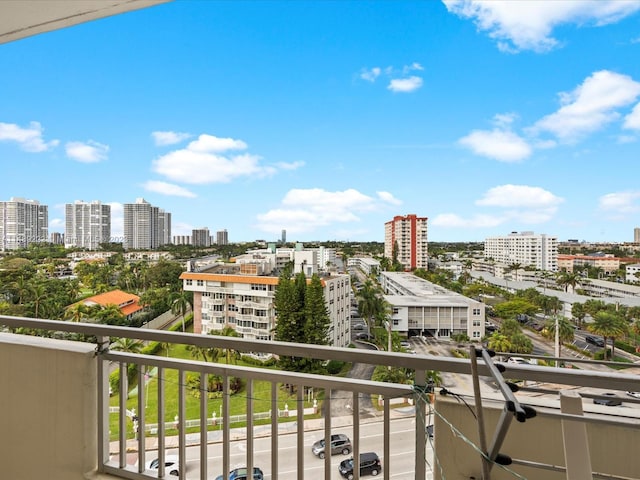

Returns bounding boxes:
[1,315,639,480]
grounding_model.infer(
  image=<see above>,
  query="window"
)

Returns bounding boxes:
[472,320,481,327]
[472,331,481,338]
[251,283,267,291]
[472,308,481,315]
[186,279,193,286]
[196,279,204,286]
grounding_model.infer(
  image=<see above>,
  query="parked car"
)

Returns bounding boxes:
[145,455,180,476]
[352,323,365,330]
[626,391,640,399]
[593,392,622,406]
[339,452,382,479]
[355,332,374,341]
[214,467,264,480]
[585,335,605,347]
[507,357,530,365]
[311,433,352,458]
[400,340,411,349]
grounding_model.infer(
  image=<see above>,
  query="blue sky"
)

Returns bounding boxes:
[2,0,640,244]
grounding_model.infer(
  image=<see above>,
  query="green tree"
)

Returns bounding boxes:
[571,302,587,329]
[210,326,240,364]
[556,271,582,294]
[588,311,628,358]
[542,316,575,347]
[111,337,144,353]
[170,290,193,332]
[357,279,382,335]
[493,299,538,320]
[487,333,511,353]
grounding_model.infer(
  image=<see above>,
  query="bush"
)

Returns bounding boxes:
[325,359,346,375]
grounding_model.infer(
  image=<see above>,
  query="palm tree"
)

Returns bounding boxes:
[111,337,144,353]
[210,326,240,364]
[487,333,511,354]
[357,279,381,335]
[556,271,581,294]
[588,311,628,359]
[171,291,193,332]
[29,282,48,318]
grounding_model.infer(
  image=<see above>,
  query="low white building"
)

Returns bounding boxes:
[380,271,485,340]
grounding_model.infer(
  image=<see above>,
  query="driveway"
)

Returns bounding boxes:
[328,341,377,418]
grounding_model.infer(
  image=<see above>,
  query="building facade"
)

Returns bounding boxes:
[380,271,485,340]
[384,214,428,271]
[123,198,171,250]
[635,227,640,244]
[484,231,558,271]
[192,227,211,247]
[64,200,111,250]
[180,253,351,348]
[216,229,228,245]
[0,197,48,251]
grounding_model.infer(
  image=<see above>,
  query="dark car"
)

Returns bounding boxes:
[311,433,352,458]
[585,335,605,347]
[352,323,365,330]
[593,393,622,406]
[355,332,374,341]
[339,452,382,479]
[214,467,263,480]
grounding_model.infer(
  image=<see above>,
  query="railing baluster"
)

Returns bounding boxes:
[158,366,165,479]
[324,388,332,480]
[222,374,230,480]
[297,385,304,480]
[178,369,186,479]
[414,369,426,480]
[353,391,360,480]
[200,372,208,480]
[118,361,127,470]
[271,382,278,480]
[137,365,146,473]
[246,378,254,480]
[384,396,390,480]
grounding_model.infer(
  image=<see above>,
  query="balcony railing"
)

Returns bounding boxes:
[1,314,640,480]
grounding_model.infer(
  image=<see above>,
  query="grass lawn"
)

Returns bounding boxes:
[109,343,318,440]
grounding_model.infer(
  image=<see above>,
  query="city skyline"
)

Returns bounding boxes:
[2,1,640,243]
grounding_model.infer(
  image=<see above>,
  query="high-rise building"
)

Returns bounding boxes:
[0,197,48,251]
[50,232,64,245]
[281,229,286,244]
[192,227,211,247]
[216,229,228,245]
[64,200,111,250]
[634,227,640,244]
[123,198,171,250]
[484,231,558,271]
[384,214,429,270]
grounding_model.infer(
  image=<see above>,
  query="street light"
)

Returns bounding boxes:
[554,314,560,368]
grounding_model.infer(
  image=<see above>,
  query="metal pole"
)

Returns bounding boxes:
[469,346,491,480]
[555,315,560,368]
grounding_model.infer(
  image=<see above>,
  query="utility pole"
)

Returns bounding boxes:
[555,314,560,367]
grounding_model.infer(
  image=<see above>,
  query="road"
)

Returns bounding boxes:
[143,416,432,479]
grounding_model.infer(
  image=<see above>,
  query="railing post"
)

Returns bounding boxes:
[96,335,110,473]
[414,369,426,480]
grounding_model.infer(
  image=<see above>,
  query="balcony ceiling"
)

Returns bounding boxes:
[0,0,171,45]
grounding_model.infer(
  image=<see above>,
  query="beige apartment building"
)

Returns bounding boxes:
[180,261,351,348]
[384,214,429,270]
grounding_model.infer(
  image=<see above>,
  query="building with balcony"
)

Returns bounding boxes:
[384,214,429,271]
[65,200,111,250]
[123,198,171,251]
[192,227,211,247]
[180,254,351,348]
[0,197,48,251]
[484,231,558,271]
[347,255,381,276]
[216,229,229,245]
[380,271,485,340]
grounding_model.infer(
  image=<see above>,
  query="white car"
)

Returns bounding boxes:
[507,357,530,365]
[626,391,640,399]
[145,455,180,476]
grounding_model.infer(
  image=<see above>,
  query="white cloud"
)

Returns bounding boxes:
[377,191,402,205]
[443,0,640,53]
[598,191,640,213]
[0,121,59,152]
[532,70,640,141]
[360,67,382,82]
[434,184,564,230]
[172,221,195,237]
[431,213,506,228]
[49,218,64,230]
[402,62,424,73]
[274,161,305,170]
[256,188,388,235]
[476,184,564,209]
[151,131,192,146]
[492,112,518,127]
[458,128,532,162]
[141,180,197,198]
[187,134,248,153]
[387,76,423,93]
[152,133,276,184]
[65,140,109,163]
[624,103,640,130]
